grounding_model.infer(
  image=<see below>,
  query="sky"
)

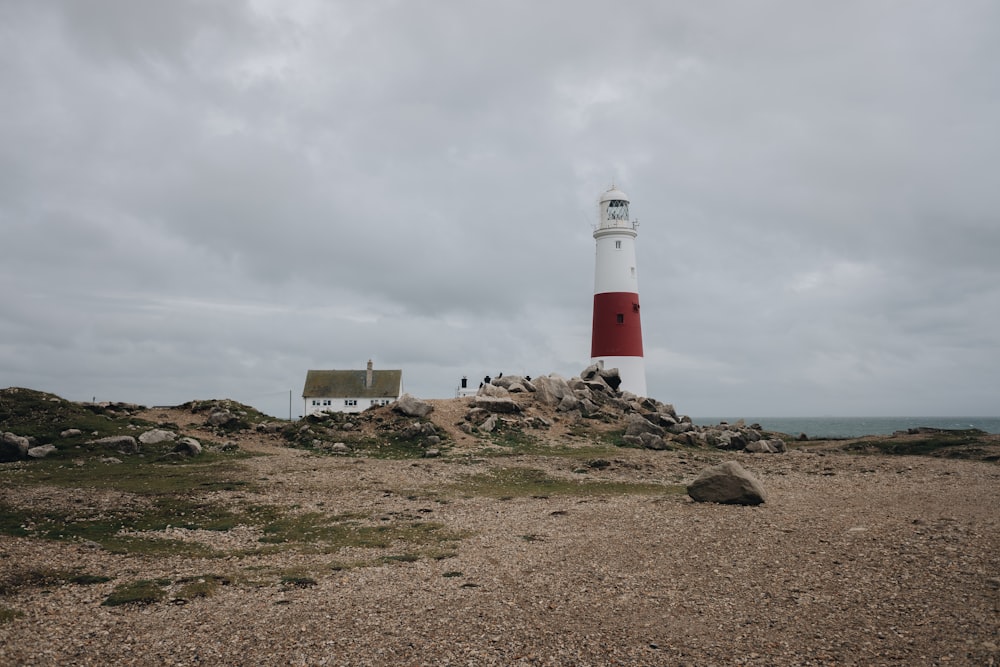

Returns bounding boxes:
[2,1,998,419]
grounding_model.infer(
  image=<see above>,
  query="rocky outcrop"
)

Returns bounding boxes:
[687,461,766,505]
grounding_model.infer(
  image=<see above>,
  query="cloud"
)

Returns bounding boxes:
[1,1,998,418]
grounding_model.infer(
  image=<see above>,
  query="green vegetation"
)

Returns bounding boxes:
[450,466,676,498]
[174,574,231,601]
[840,428,993,459]
[0,606,24,624]
[101,579,168,607]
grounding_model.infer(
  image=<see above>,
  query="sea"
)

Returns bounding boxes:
[691,416,1000,439]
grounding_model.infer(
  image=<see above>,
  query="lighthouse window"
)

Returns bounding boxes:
[607,200,629,221]
[615,240,621,249]
[616,313,624,324]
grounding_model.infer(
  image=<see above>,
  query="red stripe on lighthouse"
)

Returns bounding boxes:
[591,292,644,357]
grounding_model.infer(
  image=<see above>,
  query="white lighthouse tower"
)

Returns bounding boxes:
[591,186,647,397]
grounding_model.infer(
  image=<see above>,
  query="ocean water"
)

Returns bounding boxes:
[691,416,1000,439]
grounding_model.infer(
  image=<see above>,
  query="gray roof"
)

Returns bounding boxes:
[302,369,402,399]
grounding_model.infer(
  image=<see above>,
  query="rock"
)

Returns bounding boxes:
[173,437,202,457]
[687,461,766,505]
[532,374,572,406]
[479,414,498,432]
[60,428,83,438]
[624,413,665,438]
[99,457,122,464]
[27,444,58,458]
[597,367,622,392]
[393,394,434,418]
[257,422,283,433]
[1,432,30,461]
[556,394,580,412]
[220,441,240,452]
[478,383,510,398]
[139,429,177,445]
[473,396,521,414]
[207,410,234,426]
[744,440,776,453]
[330,442,350,453]
[91,435,139,454]
[424,448,441,458]
[639,433,668,450]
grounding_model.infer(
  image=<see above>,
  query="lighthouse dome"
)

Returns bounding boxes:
[599,187,629,204]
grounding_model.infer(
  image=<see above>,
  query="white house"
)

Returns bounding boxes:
[302,360,402,416]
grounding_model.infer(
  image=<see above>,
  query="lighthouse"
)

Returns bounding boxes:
[591,186,647,397]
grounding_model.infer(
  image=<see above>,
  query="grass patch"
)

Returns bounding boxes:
[841,429,992,458]
[451,466,671,498]
[0,566,113,596]
[101,579,168,607]
[174,574,231,601]
[1,606,24,624]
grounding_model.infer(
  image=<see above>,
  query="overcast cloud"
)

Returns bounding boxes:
[2,1,998,418]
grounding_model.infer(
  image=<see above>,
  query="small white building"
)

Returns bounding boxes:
[302,361,402,416]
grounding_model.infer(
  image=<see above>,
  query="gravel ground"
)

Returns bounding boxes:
[1,404,998,666]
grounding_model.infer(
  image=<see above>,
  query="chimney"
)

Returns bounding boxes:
[366,359,373,388]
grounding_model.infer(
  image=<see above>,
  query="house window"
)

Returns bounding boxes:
[616,313,624,324]
[322,399,331,406]
[344,399,357,407]
[311,400,319,406]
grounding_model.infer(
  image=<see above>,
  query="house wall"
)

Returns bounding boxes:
[303,395,396,416]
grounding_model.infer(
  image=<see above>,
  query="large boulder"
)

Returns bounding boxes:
[687,461,766,505]
[624,413,665,438]
[478,383,510,398]
[473,396,521,414]
[27,444,58,459]
[533,374,572,406]
[91,435,139,454]
[597,367,623,392]
[393,394,434,418]
[1,432,30,462]
[139,429,177,445]
[173,437,202,457]
[207,410,235,426]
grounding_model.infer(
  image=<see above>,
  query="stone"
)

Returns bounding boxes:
[1,432,30,461]
[478,383,510,398]
[597,367,622,392]
[424,448,441,458]
[624,413,665,438]
[473,396,521,414]
[330,442,350,453]
[744,440,776,453]
[393,394,434,418]
[687,461,766,505]
[27,444,58,458]
[639,433,668,450]
[207,410,234,426]
[479,415,498,432]
[532,374,572,406]
[91,435,139,454]
[173,437,202,457]
[139,429,176,445]
[556,394,580,413]
[60,428,83,438]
